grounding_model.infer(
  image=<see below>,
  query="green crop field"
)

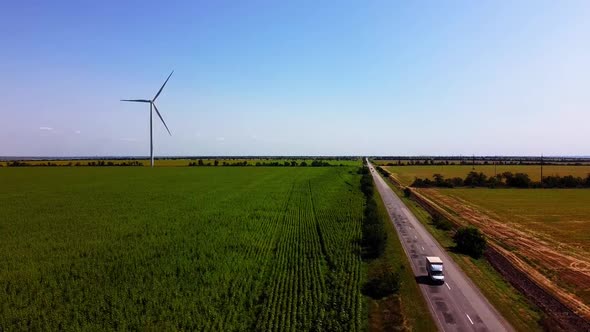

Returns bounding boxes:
[381,164,590,186]
[0,167,365,330]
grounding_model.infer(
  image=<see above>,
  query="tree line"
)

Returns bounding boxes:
[358,165,402,299]
[381,160,526,166]
[4,159,338,167]
[411,171,590,189]
[358,166,387,259]
[377,155,590,165]
[6,160,143,167]
[188,160,335,167]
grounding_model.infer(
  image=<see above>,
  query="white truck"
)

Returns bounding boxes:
[426,256,445,283]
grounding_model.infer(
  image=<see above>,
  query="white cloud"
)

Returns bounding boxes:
[216,137,225,141]
[75,130,81,134]
[39,126,53,131]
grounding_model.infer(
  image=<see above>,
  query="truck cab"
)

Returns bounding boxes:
[426,256,444,283]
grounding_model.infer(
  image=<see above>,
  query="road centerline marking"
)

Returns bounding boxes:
[446,283,451,290]
[466,313,474,325]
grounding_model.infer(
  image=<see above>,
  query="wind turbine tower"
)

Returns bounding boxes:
[121,71,174,167]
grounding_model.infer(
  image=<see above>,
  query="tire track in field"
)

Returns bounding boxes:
[309,178,359,331]
[308,181,335,271]
[256,169,362,331]
[254,180,297,331]
[210,170,296,330]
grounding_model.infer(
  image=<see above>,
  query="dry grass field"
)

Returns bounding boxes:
[434,189,590,252]
[381,164,590,186]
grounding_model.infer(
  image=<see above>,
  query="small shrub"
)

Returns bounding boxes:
[403,187,411,197]
[362,267,401,299]
[506,173,531,188]
[453,226,486,258]
[464,171,488,187]
[431,214,452,231]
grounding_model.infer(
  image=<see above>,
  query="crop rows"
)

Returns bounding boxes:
[0,166,364,330]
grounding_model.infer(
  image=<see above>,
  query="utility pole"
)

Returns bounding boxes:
[494,156,497,178]
[541,153,543,187]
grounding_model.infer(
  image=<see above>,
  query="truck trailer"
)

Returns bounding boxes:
[426,256,444,283]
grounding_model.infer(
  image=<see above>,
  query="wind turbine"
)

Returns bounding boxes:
[121,71,173,167]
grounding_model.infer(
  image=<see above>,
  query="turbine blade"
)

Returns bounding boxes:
[153,70,174,101]
[121,99,151,103]
[153,103,171,136]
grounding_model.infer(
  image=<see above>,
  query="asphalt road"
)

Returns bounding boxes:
[366,160,513,332]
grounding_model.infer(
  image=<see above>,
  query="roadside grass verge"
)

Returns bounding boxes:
[366,184,436,331]
[382,182,543,331]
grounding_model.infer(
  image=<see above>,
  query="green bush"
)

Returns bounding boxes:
[453,226,486,258]
[362,266,401,299]
[403,187,411,197]
[431,214,452,231]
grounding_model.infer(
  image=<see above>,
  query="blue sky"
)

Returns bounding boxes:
[1,1,589,156]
